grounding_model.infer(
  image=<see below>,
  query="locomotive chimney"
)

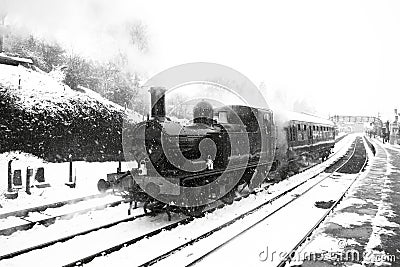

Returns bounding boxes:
[149,86,166,120]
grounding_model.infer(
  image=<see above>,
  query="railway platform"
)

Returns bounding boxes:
[297,136,400,266]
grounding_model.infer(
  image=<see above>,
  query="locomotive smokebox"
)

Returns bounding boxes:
[149,87,166,119]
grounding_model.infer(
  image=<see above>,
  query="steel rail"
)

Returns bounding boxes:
[179,138,360,267]
[275,137,368,267]
[0,198,134,236]
[62,138,355,267]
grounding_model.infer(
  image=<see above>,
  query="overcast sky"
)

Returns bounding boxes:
[3,0,400,121]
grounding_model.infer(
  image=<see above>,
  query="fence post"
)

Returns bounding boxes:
[7,159,12,192]
[4,159,18,199]
[66,154,76,188]
[69,154,73,183]
[26,167,32,195]
[118,150,122,173]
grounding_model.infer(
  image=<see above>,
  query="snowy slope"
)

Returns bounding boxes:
[0,64,137,115]
[0,63,142,162]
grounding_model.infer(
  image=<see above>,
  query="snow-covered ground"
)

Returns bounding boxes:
[0,133,356,267]
[336,131,348,140]
[0,150,136,213]
[293,135,400,266]
[82,134,357,267]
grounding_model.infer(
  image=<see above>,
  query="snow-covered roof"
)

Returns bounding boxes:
[286,111,335,126]
[275,109,335,126]
[0,53,33,65]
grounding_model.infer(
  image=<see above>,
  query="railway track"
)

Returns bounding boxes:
[0,194,133,236]
[0,194,146,260]
[166,136,367,267]
[59,135,355,266]
[0,135,355,266]
[130,137,364,267]
[0,210,150,261]
[0,192,112,219]
[276,136,368,267]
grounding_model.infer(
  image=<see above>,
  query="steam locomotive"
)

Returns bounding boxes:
[97,87,335,215]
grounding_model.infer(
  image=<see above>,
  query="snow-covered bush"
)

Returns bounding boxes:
[0,64,140,162]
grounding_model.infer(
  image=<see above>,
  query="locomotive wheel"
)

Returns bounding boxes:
[221,189,236,205]
[145,182,161,197]
[181,205,205,217]
[97,179,110,192]
[143,200,165,214]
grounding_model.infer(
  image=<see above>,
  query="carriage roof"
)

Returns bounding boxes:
[285,111,335,126]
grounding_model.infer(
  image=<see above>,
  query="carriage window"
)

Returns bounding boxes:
[288,125,295,141]
[264,113,270,125]
[218,111,228,123]
[292,125,296,141]
[298,124,301,131]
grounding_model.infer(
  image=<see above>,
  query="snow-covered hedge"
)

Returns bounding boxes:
[0,64,140,162]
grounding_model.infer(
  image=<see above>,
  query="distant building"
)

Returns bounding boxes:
[389,109,400,145]
[330,115,383,136]
[0,14,33,67]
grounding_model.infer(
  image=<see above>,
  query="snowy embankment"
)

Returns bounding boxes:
[0,63,141,209]
[0,63,141,162]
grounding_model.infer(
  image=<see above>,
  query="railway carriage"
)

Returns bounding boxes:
[272,110,335,178]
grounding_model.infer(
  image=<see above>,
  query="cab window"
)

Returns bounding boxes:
[264,113,272,134]
[218,111,228,123]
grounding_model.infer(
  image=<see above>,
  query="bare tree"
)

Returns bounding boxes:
[126,21,148,52]
[0,12,6,52]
